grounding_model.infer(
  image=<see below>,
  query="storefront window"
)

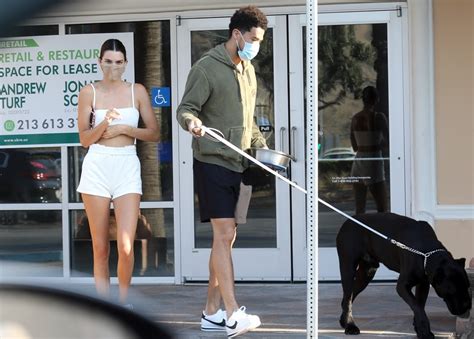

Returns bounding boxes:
[70,208,174,277]
[0,210,62,277]
[66,21,173,202]
[66,21,174,278]
[0,147,61,203]
[0,25,62,278]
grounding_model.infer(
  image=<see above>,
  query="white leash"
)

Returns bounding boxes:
[202,126,307,194]
[200,125,445,266]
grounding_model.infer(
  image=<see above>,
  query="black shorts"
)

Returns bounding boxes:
[193,159,242,223]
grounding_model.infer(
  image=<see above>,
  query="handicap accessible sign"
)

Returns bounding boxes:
[151,87,170,107]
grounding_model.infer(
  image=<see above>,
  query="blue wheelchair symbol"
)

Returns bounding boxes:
[151,87,170,107]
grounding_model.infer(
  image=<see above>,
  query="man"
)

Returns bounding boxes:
[350,86,389,214]
[176,5,268,338]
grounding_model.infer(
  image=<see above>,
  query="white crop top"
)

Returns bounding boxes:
[90,83,140,128]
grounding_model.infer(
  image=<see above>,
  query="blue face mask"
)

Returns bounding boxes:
[236,32,260,61]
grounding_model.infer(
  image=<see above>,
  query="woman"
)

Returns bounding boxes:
[77,39,159,305]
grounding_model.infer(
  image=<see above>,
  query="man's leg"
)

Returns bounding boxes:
[208,217,239,317]
[205,224,237,315]
[369,181,388,212]
[205,249,221,314]
[353,183,367,214]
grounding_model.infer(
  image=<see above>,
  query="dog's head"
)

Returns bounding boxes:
[431,258,472,317]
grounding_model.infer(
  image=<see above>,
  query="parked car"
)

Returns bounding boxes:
[0,150,61,203]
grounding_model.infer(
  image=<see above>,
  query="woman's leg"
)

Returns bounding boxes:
[113,193,140,303]
[82,194,112,298]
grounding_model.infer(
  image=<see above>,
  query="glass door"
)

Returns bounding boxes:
[177,16,293,280]
[317,10,407,280]
[288,14,308,281]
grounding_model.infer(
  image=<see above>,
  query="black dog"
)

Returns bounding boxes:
[336,212,472,339]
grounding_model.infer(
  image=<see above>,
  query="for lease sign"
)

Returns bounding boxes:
[0,32,134,147]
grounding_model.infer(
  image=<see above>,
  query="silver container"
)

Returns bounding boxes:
[246,148,294,172]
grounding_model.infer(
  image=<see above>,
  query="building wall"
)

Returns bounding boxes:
[42,0,305,17]
[320,0,405,3]
[433,0,473,205]
[436,220,474,263]
[433,0,473,263]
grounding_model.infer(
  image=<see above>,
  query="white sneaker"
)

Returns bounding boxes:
[201,309,227,331]
[225,306,261,337]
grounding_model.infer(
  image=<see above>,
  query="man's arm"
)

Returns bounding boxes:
[176,66,210,132]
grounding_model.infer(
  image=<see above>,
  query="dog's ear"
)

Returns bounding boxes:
[455,258,466,268]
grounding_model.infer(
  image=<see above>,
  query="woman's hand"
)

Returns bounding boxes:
[102,125,130,139]
[104,108,121,124]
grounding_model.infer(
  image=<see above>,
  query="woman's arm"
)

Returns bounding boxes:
[77,84,112,148]
[104,83,159,142]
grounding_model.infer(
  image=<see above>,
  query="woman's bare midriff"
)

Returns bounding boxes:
[97,134,135,147]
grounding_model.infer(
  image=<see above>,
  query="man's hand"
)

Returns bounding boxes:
[187,118,205,137]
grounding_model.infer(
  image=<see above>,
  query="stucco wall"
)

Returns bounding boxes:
[435,220,474,264]
[320,0,404,3]
[433,0,474,205]
[433,0,473,265]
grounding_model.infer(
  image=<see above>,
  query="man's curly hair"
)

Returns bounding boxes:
[228,5,268,38]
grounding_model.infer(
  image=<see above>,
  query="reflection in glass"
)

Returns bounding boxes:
[318,24,391,247]
[0,210,62,276]
[350,86,389,214]
[0,148,61,203]
[70,209,174,277]
[66,21,173,202]
[190,29,277,249]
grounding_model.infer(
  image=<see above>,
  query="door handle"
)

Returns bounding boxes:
[291,126,297,162]
[279,127,286,152]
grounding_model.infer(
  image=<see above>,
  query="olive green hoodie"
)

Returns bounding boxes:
[176,43,266,173]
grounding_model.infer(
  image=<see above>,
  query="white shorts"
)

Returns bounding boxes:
[77,144,142,200]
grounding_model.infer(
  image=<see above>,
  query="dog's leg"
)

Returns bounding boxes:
[396,277,434,339]
[352,258,379,301]
[413,281,430,335]
[415,281,430,310]
[339,259,360,335]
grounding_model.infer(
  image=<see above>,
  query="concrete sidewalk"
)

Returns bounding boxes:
[124,282,457,339]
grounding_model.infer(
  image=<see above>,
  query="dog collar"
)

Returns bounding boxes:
[390,239,446,270]
[423,249,446,269]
